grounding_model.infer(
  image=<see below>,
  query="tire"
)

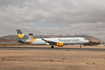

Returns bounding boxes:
[51,45,54,48]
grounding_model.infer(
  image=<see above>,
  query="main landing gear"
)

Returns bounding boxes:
[51,45,54,48]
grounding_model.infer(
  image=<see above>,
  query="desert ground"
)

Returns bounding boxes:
[0,45,105,70]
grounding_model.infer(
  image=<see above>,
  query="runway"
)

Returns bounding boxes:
[0,47,105,51]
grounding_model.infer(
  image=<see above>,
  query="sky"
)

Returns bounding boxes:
[0,0,105,41]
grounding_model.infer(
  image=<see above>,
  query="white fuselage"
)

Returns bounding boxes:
[24,37,89,45]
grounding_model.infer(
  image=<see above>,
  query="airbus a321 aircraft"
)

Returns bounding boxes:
[16,29,89,48]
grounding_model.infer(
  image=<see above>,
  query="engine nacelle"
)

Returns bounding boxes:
[57,43,63,47]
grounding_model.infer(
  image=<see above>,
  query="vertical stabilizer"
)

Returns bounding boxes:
[16,29,28,40]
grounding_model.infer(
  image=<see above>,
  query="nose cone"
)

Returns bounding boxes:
[87,40,89,43]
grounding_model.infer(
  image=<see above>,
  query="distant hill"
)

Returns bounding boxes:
[0,35,104,43]
[0,35,18,43]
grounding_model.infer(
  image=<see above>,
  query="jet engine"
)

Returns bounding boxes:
[57,43,63,47]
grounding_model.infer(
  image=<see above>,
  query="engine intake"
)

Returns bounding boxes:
[57,43,63,47]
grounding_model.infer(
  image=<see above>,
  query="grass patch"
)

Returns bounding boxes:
[93,62,95,64]
[86,63,90,64]
[62,58,66,60]
[49,60,54,62]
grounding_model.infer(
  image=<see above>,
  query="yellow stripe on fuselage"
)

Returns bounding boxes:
[28,38,37,44]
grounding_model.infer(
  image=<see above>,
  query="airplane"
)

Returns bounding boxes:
[16,29,89,48]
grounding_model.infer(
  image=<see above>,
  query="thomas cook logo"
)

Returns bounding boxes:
[18,33,24,39]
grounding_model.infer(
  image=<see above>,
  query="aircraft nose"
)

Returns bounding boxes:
[87,40,89,43]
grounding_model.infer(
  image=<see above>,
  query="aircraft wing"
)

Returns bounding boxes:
[40,35,57,45]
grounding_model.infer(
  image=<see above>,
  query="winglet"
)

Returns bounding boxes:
[40,35,45,41]
[40,35,48,43]
[40,35,56,45]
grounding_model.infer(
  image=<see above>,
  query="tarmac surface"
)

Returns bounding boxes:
[0,47,105,51]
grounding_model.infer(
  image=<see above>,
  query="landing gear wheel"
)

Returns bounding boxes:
[51,45,54,48]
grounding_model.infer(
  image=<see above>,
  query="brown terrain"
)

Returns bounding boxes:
[0,35,105,70]
[0,35,104,43]
[0,45,105,70]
